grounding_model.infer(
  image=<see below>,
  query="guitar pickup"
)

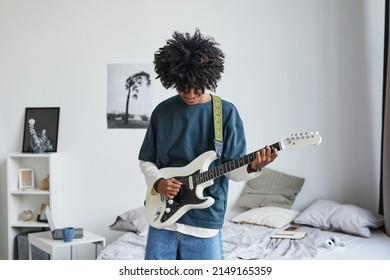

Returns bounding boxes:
[188,176,193,190]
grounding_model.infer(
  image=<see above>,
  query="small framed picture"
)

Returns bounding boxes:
[19,168,35,190]
[22,107,60,153]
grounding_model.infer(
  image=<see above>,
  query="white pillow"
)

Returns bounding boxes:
[294,198,384,238]
[231,207,300,228]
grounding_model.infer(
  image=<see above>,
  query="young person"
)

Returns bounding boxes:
[138,29,278,260]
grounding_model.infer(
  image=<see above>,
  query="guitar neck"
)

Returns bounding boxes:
[196,142,282,184]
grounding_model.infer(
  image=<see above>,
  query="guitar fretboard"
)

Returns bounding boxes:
[195,142,282,184]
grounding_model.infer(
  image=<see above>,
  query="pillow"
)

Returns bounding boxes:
[110,206,149,236]
[294,198,384,238]
[238,168,305,209]
[231,206,301,228]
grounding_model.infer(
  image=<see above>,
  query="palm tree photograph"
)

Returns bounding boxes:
[107,64,153,128]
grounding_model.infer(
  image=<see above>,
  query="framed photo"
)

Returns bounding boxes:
[22,107,60,153]
[19,168,35,190]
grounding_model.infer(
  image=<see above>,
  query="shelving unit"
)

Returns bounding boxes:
[6,152,63,260]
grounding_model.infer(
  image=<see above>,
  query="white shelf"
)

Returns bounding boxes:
[11,221,49,228]
[10,189,50,195]
[6,152,63,260]
[8,152,51,158]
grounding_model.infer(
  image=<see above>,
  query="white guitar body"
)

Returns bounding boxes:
[146,151,218,229]
[145,131,322,229]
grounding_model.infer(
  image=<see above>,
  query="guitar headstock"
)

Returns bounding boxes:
[281,131,322,150]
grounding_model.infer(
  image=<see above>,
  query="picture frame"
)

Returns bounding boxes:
[22,107,60,153]
[19,168,35,190]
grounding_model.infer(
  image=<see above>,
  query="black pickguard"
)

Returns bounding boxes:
[160,170,207,223]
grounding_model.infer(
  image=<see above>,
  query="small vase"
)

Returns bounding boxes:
[39,175,50,190]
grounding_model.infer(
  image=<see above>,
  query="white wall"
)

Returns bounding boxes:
[0,0,385,259]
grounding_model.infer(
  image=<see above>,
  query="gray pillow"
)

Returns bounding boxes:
[110,206,149,236]
[294,198,384,237]
[238,168,304,209]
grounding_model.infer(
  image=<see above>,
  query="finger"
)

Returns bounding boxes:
[170,178,183,185]
[255,151,261,161]
[272,148,278,158]
[253,151,263,169]
[169,179,183,190]
[263,146,271,161]
[168,182,181,191]
[168,188,179,198]
[266,146,273,160]
[164,188,176,199]
[167,192,175,199]
[260,148,266,161]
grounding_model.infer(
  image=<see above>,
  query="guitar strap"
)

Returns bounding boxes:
[212,95,223,158]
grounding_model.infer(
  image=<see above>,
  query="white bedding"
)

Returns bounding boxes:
[97,221,390,260]
[222,222,320,259]
[314,228,390,260]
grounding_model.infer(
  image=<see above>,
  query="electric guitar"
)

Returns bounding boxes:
[145,131,322,229]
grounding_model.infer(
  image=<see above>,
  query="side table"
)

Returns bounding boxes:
[28,230,105,260]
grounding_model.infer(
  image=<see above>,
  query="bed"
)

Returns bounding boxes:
[98,168,390,260]
[97,223,390,260]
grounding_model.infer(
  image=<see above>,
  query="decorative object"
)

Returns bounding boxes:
[18,168,34,190]
[20,210,34,221]
[36,203,48,223]
[22,107,60,153]
[39,175,50,190]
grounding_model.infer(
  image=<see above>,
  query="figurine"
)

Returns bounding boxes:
[28,119,54,153]
[39,174,50,190]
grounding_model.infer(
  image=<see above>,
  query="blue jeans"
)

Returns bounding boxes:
[144,226,225,260]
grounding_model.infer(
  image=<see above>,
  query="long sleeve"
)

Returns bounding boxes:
[226,164,262,182]
[139,160,160,195]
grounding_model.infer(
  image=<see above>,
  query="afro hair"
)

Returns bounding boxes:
[154,29,225,93]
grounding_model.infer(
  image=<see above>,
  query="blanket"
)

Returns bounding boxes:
[222,222,321,259]
[98,222,322,260]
